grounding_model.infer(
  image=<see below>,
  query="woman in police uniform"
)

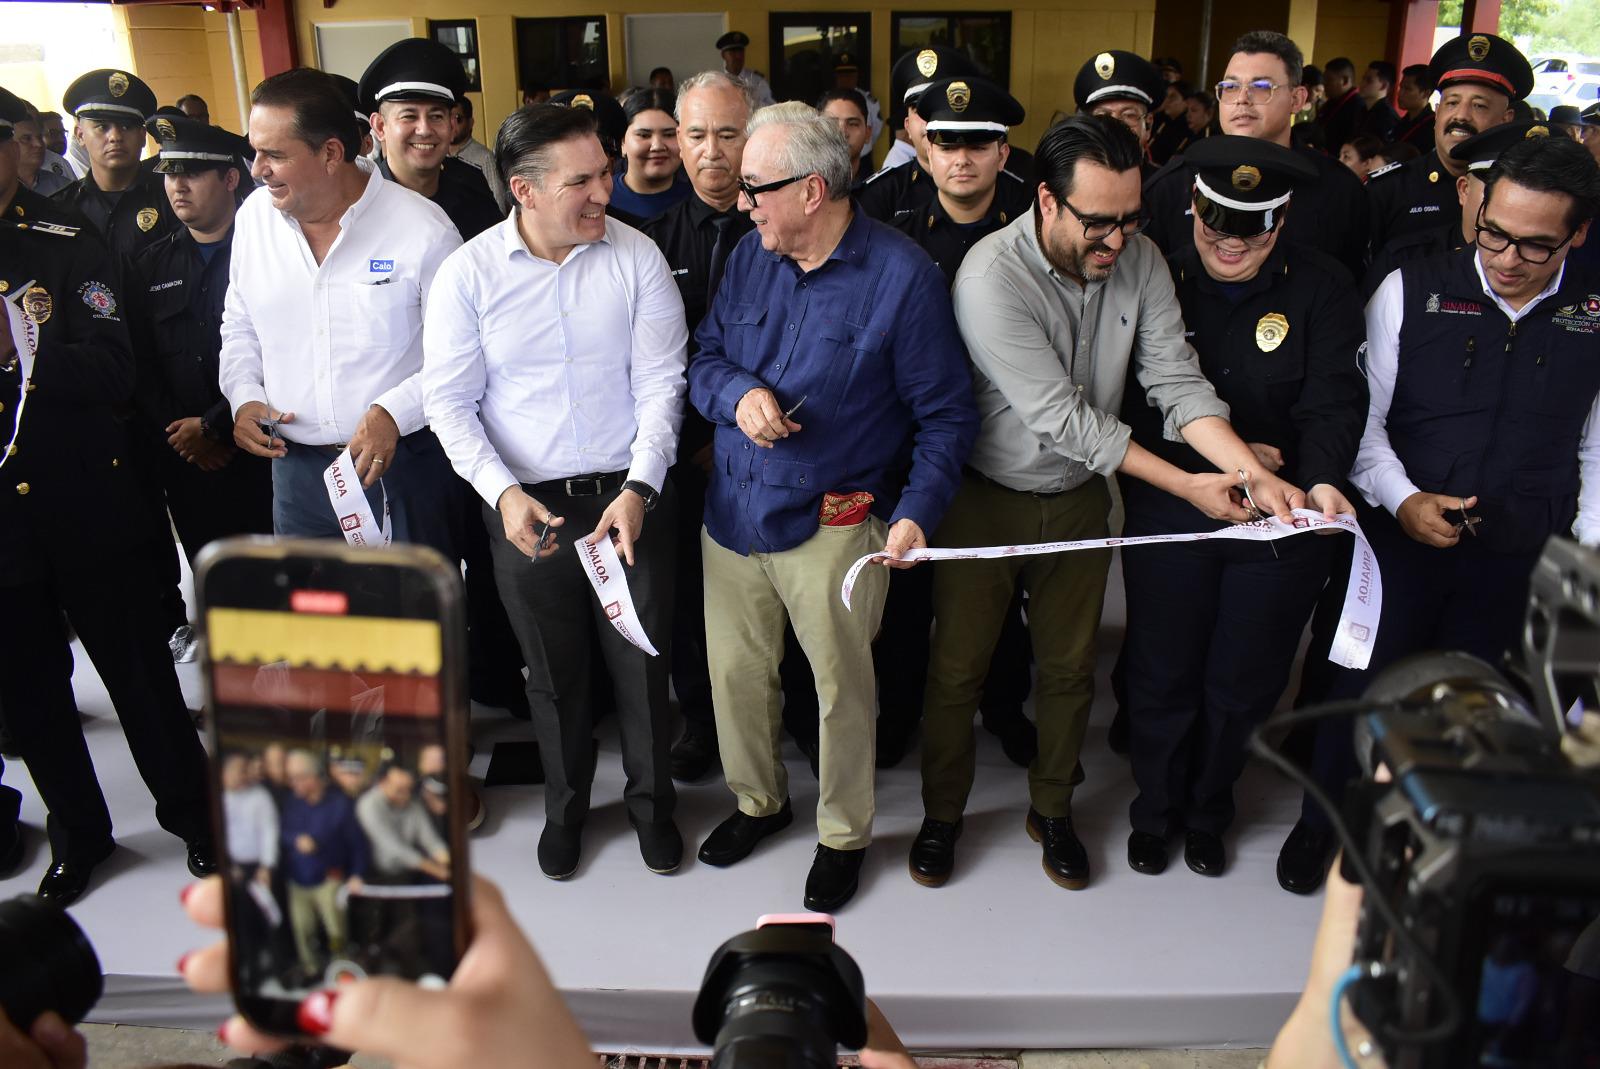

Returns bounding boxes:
[1117,136,1368,879]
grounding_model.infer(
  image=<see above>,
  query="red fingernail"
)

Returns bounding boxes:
[177,952,193,975]
[216,1019,231,1045]
[180,883,197,907]
[297,990,337,1037]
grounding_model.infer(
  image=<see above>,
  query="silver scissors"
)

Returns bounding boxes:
[257,414,282,446]
[783,394,808,421]
[1236,469,1278,558]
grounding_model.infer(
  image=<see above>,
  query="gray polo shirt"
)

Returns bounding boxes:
[950,210,1228,494]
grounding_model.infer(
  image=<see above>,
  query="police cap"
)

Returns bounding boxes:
[549,89,627,151]
[146,114,246,174]
[1448,120,1554,172]
[919,77,1025,145]
[833,52,860,74]
[1584,102,1600,128]
[64,68,157,126]
[1428,33,1534,102]
[892,45,981,107]
[358,38,467,115]
[1549,105,1582,126]
[717,31,750,52]
[1185,134,1317,236]
[0,87,28,143]
[1073,50,1167,113]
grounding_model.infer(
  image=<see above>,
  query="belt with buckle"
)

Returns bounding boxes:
[528,470,628,498]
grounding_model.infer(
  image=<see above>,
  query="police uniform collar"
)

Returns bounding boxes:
[685,192,737,227]
[927,190,1008,230]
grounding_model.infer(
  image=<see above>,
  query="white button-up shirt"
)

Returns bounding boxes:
[1353,254,1600,546]
[422,215,688,508]
[220,159,462,444]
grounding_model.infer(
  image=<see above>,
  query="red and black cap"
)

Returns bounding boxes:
[1428,33,1533,102]
[1185,134,1316,237]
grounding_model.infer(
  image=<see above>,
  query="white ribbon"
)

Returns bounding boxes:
[322,447,391,548]
[575,534,660,656]
[841,509,1383,670]
[1,283,40,472]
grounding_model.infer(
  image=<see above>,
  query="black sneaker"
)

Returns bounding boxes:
[804,844,865,911]
[1025,807,1089,890]
[629,814,683,874]
[537,821,583,879]
[697,799,793,867]
[908,817,962,887]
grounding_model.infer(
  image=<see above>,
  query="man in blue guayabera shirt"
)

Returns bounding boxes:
[687,102,979,912]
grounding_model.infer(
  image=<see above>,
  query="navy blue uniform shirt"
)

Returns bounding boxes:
[688,208,979,555]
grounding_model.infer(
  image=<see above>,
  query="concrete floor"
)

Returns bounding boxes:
[81,1024,1265,1068]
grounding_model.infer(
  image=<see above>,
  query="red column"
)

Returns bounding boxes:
[256,0,299,76]
[1386,0,1441,78]
[1461,0,1502,33]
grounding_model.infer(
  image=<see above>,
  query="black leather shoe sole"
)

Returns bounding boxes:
[803,875,860,912]
[1184,831,1225,877]
[1127,831,1169,875]
[697,803,793,867]
[1277,823,1333,894]
[1025,813,1088,890]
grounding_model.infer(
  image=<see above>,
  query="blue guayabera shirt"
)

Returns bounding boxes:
[688,209,979,555]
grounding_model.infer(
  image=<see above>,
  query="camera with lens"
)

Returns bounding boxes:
[692,920,868,1069]
[0,894,104,1033]
[1330,538,1600,1069]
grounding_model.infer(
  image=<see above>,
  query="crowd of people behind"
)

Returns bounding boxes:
[3,23,1599,937]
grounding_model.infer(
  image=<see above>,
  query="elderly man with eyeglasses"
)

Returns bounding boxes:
[1277,134,1600,895]
[911,114,1307,893]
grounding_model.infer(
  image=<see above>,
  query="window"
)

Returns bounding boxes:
[429,20,481,92]
[767,13,872,107]
[890,12,1012,90]
[515,16,609,94]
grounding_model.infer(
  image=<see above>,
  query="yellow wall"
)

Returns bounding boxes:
[1148,0,1389,92]
[291,0,1154,159]
[1309,3,1391,70]
[118,4,267,134]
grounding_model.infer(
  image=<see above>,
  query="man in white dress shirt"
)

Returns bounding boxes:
[422,105,689,880]
[221,69,463,550]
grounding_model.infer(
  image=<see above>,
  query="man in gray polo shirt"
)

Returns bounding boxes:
[912,114,1308,892]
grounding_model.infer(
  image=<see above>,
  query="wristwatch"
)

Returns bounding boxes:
[622,479,659,511]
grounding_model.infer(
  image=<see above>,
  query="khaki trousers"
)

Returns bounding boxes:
[702,519,889,849]
[288,878,346,975]
[921,472,1112,821]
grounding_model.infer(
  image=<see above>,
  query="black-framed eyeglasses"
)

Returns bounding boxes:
[1214,79,1288,104]
[737,174,810,207]
[1060,197,1149,242]
[1474,204,1576,265]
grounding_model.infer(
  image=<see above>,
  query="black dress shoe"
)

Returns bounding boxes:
[698,800,793,867]
[1184,829,1226,877]
[1277,820,1335,895]
[537,821,583,879]
[37,842,115,906]
[629,814,683,874]
[1025,807,1090,890]
[804,844,865,911]
[186,840,218,878]
[1126,830,1169,875]
[669,728,719,782]
[0,822,22,877]
[908,817,962,887]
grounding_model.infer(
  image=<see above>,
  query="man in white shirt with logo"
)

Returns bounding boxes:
[221,68,462,549]
[423,105,688,880]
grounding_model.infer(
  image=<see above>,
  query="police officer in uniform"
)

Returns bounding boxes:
[1073,50,1170,180]
[1119,136,1366,878]
[1281,134,1600,894]
[1366,33,1533,258]
[0,86,215,905]
[125,115,273,573]
[359,38,502,242]
[1363,121,1554,298]
[858,46,1032,225]
[52,69,180,260]
[1143,31,1368,279]
[717,31,776,110]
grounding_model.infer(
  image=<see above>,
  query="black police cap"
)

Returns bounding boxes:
[358,38,467,115]
[1073,51,1167,112]
[549,89,627,150]
[1184,135,1316,236]
[146,114,245,174]
[0,86,28,143]
[64,68,156,125]
[716,31,750,52]
[1549,105,1582,126]
[1584,102,1600,128]
[833,52,859,74]
[1448,120,1554,172]
[892,46,981,107]
[328,75,370,134]
[1428,33,1534,101]
[919,77,1025,144]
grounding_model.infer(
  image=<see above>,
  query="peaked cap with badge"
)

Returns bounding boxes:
[1448,120,1554,172]
[918,77,1024,145]
[1584,101,1600,128]
[1428,33,1533,101]
[1183,135,1317,236]
[63,68,157,126]
[357,38,468,116]
[716,31,751,52]
[145,114,247,175]
[549,89,627,152]
[1073,50,1167,113]
[891,45,981,108]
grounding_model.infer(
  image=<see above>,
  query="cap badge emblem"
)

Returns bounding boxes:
[108,71,129,98]
[1095,53,1115,80]
[572,94,594,110]
[155,117,177,141]
[917,50,938,78]
[1468,35,1491,62]
[947,81,971,112]
[1231,165,1261,192]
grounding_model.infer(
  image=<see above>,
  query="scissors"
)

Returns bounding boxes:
[1444,498,1483,538]
[527,519,555,565]
[1235,469,1279,558]
[257,414,282,447]
[783,394,808,421]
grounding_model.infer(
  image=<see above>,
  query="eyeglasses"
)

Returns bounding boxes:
[1200,219,1278,248]
[1214,79,1288,104]
[737,174,809,207]
[1059,196,1149,242]
[1474,205,1575,265]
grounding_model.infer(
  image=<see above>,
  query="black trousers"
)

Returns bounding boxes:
[156,437,275,569]
[484,482,677,827]
[669,461,715,729]
[130,429,189,633]
[1121,500,1335,836]
[459,492,529,707]
[0,546,211,862]
[1298,503,1541,830]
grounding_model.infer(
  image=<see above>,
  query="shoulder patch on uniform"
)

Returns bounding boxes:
[78,280,119,319]
[863,165,896,185]
[1367,161,1403,180]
